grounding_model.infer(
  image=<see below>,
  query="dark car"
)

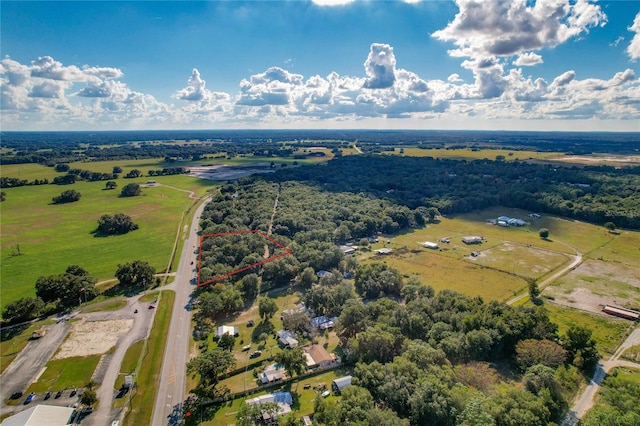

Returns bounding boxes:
[44,391,52,400]
[70,388,77,397]
[55,390,63,399]
[10,391,23,400]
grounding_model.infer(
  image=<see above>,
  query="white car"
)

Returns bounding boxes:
[321,390,330,398]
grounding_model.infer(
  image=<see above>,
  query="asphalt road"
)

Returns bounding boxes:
[0,320,71,414]
[87,299,155,426]
[151,196,210,426]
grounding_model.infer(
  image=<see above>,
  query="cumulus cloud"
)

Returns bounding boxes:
[628,12,640,61]
[447,73,464,83]
[432,0,607,59]
[363,43,397,89]
[175,69,209,101]
[553,70,576,87]
[514,52,543,66]
[237,67,303,106]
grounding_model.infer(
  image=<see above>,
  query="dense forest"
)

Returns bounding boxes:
[266,155,640,229]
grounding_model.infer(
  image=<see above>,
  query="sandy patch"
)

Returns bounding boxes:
[189,163,276,180]
[53,318,133,359]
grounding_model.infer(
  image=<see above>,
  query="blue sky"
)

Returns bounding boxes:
[1,0,639,131]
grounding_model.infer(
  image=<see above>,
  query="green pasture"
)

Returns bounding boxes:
[541,302,630,356]
[374,249,529,302]
[621,344,640,362]
[1,320,54,374]
[472,243,570,281]
[125,290,175,426]
[1,174,212,309]
[589,230,640,266]
[27,354,102,393]
[451,206,616,255]
[385,147,562,161]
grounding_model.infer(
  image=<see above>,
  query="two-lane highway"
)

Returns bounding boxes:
[151,196,210,426]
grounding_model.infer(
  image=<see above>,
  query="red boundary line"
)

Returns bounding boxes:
[197,230,292,287]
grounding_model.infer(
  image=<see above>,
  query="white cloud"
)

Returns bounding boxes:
[514,52,543,66]
[628,12,640,61]
[432,0,607,59]
[175,68,209,101]
[1,45,638,130]
[447,73,464,83]
[311,0,355,7]
[363,43,397,89]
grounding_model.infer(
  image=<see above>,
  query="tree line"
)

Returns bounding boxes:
[1,260,156,325]
[266,155,640,229]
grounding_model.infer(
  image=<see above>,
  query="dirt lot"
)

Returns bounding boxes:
[189,163,276,180]
[544,259,640,314]
[53,318,133,359]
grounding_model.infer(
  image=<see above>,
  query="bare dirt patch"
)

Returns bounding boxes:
[53,318,133,359]
[189,163,276,180]
[544,259,640,314]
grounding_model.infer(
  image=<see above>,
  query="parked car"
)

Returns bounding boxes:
[148,305,156,309]
[70,388,77,397]
[249,350,262,358]
[10,391,23,400]
[55,390,63,399]
[44,391,52,400]
[24,392,35,404]
[321,390,330,398]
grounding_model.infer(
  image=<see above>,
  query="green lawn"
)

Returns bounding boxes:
[1,173,213,309]
[114,340,145,392]
[26,354,102,393]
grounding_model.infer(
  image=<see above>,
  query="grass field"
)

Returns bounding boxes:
[384,147,563,161]
[124,290,175,426]
[541,302,630,356]
[589,230,640,266]
[360,206,613,301]
[81,298,128,313]
[26,354,102,393]
[1,170,214,309]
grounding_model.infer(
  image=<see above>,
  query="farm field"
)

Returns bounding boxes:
[362,206,616,301]
[375,249,528,302]
[0,172,213,309]
[385,147,563,161]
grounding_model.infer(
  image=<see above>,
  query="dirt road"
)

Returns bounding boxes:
[0,320,70,414]
[506,252,583,305]
[562,327,640,425]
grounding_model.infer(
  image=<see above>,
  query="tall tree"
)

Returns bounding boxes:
[187,347,236,398]
[274,347,307,379]
[120,182,141,196]
[115,260,156,289]
[258,297,278,320]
